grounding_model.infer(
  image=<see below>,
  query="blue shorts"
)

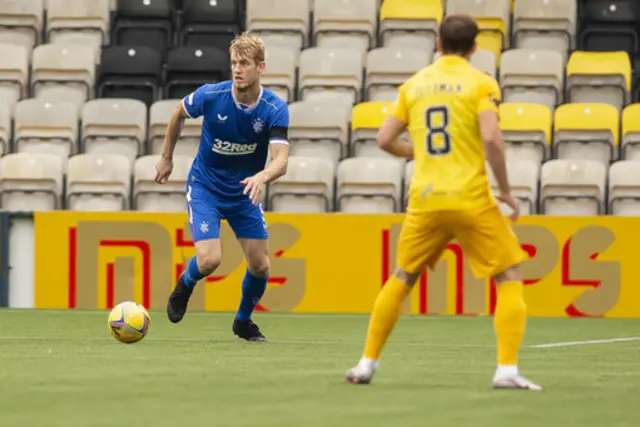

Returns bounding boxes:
[186,181,268,242]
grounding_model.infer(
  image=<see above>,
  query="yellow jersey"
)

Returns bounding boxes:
[392,55,501,212]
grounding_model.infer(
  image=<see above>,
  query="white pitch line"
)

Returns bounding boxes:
[528,337,640,349]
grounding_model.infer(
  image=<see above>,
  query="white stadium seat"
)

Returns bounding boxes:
[66,154,131,211]
[608,160,640,216]
[0,153,63,211]
[268,156,335,213]
[540,159,606,216]
[81,98,148,166]
[133,155,193,212]
[337,157,404,213]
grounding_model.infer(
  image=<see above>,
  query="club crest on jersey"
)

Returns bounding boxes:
[252,118,265,134]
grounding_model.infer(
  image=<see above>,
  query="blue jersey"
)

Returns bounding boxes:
[182,80,289,200]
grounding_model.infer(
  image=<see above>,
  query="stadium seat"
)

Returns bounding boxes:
[608,160,640,215]
[0,43,29,112]
[0,0,43,50]
[621,103,640,160]
[350,101,398,158]
[97,46,163,106]
[499,103,552,167]
[0,153,64,211]
[540,159,606,215]
[513,0,577,60]
[446,0,511,63]
[149,99,203,157]
[31,43,96,109]
[81,99,148,166]
[66,154,132,211]
[133,154,193,212]
[268,156,335,213]
[287,100,351,166]
[337,157,404,213]
[298,47,364,106]
[553,103,619,168]
[566,51,631,110]
[261,46,297,103]
[378,0,442,52]
[500,49,564,109]
[365,47,431,101]
[313,0,377,54]
[178,0,241,49]
[578,0,638,57]
[432,49,497,78]
[246,0,311,52]
[111,0,174,52]
[164,47,229,99]
[14,99,79,161]
[0,102,10,155]
[487,160,540,214]
[46,0,110,50]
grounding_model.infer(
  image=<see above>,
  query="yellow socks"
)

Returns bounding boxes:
[363,276,412,361]
[494,280,527,367]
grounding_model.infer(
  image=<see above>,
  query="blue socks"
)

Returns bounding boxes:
[183,256,206,288]
[236,269,268,321]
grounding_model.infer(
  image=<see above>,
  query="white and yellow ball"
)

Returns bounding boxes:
[107,301,151,344]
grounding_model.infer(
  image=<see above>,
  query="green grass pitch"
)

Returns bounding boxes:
[0,309,638,427]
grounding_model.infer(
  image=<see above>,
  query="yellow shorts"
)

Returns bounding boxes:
[396,204,527,279]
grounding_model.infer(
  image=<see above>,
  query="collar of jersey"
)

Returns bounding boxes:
[436,55,470,67]
[231,85,263,112]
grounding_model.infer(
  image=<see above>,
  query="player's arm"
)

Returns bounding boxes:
[155,86,206,184]
[378,85,413,158]
[159,101,189,161]
[259,127,289,184]
[478,80,510,195]
[241,107,290,204]
[478,78,519,220]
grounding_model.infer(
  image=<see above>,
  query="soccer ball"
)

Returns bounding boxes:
[107,301,150,344]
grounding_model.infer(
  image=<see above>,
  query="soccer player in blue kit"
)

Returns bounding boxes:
[154,33,290,342]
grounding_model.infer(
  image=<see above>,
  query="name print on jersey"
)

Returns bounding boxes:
[212,138,258,156]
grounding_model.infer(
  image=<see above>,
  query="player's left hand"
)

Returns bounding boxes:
[240,175,266,205]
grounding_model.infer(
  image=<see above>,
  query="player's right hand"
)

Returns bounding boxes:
[154,157,173,184]
[498,192,520,222]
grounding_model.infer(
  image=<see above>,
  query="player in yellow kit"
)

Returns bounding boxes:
[345,14,542,391]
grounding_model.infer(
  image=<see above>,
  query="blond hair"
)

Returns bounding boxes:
[229,32,265,64]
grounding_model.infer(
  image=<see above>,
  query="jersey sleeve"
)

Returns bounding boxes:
[390,84,409,124]
[182,85,208,118]
[268,104,290,145]
[477,76,501,114]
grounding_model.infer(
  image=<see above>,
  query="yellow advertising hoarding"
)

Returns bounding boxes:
[33,212,640,318]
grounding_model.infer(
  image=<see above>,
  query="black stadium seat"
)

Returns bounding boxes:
[112,0,175,52]
[97,46,163,106]
[178,0,242,49]
[164,46,230,99]
[578,0,639,56]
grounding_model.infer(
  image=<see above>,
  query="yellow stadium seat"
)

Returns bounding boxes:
[379,0,443,52]
[621,104,640,160]
[566,51,631,110]
[499,103,552,167]
[553,103,619,168]
[446,0,511,63]
[350,101,397,158]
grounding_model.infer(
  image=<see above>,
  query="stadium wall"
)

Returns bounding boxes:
[5,211,640,318]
